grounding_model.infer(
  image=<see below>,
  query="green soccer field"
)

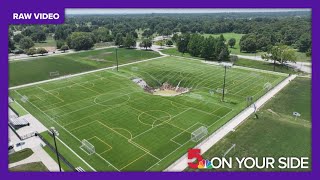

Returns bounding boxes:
[9,56,286,171]
[9,48,160,87]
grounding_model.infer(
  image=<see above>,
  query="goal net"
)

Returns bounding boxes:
[263,82,272,91]
[21,95,28,103]
[216,88,228,94]
[80,139,95,155]
[50,71,60,77]
[191,126,208,142]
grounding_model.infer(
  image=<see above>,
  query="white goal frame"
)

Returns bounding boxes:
[50,71,60,77]
[191,126,208,142]
[80,139,95,155]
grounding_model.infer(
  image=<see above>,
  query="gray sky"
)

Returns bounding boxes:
[66,8,310,15]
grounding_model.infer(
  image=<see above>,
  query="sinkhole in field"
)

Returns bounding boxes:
[132,78,190,97]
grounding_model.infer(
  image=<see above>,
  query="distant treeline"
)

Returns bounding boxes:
[9,11,311,54]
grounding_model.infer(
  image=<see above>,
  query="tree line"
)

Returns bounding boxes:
[9,11,311,55]
[176,34,230,61]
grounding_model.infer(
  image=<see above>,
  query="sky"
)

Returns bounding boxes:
[65,8,310,15]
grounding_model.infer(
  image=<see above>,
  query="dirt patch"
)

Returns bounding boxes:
[132,78,189,96]
[42,46,56,52]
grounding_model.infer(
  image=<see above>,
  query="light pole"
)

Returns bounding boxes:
[116,48,119,72]
[49,127,61,172]
[180,38,185,56]
[220,62,233,102]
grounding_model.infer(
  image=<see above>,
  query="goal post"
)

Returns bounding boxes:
[50,71,60,77]
[191,126,208,142]
[80,139,95,155]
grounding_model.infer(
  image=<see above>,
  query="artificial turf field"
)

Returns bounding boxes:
[10,56,286,171]
[9,48,160,87]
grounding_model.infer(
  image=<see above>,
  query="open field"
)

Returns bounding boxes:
[10,56,285,171]
[34,35,56,48]
[160,48,297,74]
[187,77,311,171]
[9,148,34,164]
[9,101,28,116]
[9,162,49,172]
[234,58,297,74]
[9,48,160,87]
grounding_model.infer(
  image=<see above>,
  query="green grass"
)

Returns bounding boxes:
[9,162,49,172]
[9,101,28,116]
[264,77,311,121]
[34,35,56,48]
[234,58,297,74]
[40,131,93,171]
[187,77,311,172]
[9,56,285,171]
[161,48,298,74]
[9,148,33,164]
[9,48,160,87]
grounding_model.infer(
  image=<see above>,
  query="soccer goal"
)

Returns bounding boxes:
[223,144,236,157]
[216,88,228,94]
[50,71,60,77]
[191,126,208,142]
[21,95,28,103]
[263,82,272,91]
[80,139,95,155]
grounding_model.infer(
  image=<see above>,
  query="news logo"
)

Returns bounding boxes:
[188,149,213,169]
[187,149,310,170]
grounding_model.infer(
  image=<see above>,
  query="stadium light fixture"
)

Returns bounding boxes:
[49,127,62,172]
[220,62,233,101]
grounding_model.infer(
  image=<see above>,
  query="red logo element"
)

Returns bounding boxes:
[187,149,203,169]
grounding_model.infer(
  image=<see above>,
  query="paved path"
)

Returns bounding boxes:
[9,144,61,171]
[235,54,311,74]
[164,74,297,172]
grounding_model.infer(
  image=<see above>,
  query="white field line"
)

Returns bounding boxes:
[164,74,297,172]
[36,86,64,102]
[97,121,161,161]
[57,137,97,171]
[12,91,97,171]
[9,55,167,90]
[13,90,120,172]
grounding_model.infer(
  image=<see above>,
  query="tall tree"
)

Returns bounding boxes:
[13,34,25,43]
[261,44,296,71]
[176,34,190,55]
[67,32,94,51]
[228,38,236,48]
[115,33,124,47]
[296,33,311,52]
[187,34,203,57]
[19,37,34,50]
[240,34,257,53]
[200,36,216,60]
[123,33,136,48]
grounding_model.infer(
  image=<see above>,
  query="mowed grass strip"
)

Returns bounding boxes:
[186,77,311,172]
[9,56,285,171]
[9,48,160,87]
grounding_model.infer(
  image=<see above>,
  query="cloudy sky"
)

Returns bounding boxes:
[66,8,310,15]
